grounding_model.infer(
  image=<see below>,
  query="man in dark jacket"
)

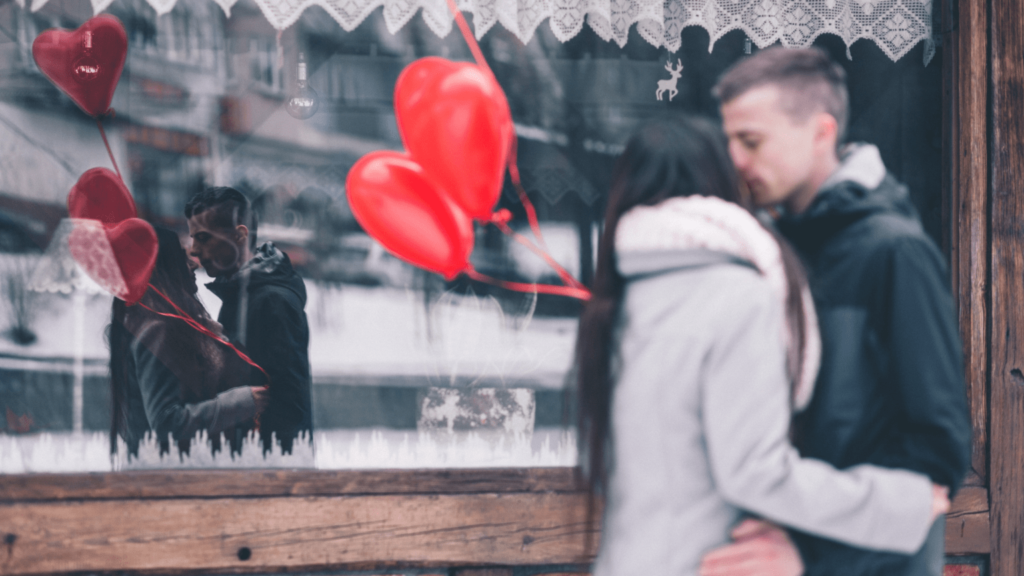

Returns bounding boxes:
[185,187,313,454]
[701,48,971,576]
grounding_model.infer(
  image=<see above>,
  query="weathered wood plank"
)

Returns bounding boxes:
[0,487,992,576]
[0,468,583,502]
[988,0,1024,574]
[0,493,597,575]
[945,0,990,485]
[945,511,991,556]
[945,486,990,555]
[950,486,988,516]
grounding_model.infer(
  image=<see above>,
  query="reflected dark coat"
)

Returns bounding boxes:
[206,242,312,454]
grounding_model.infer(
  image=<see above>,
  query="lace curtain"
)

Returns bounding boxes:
[65,0,933,62]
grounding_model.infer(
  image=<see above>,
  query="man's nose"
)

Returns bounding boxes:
[728,141,748,171]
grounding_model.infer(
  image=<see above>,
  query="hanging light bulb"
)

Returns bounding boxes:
[286,52,319,119]
[72,31,100,84]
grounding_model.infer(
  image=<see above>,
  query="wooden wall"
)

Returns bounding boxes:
[987,0,1024,574]
[945,0,1024,574]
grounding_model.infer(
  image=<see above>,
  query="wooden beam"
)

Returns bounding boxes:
[945,0,990,485]
[0,468,583,502]
[988,0,1024,574]
[0,493,596,575]
[0,489,990,576]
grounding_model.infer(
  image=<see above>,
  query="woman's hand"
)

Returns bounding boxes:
[699,519,803,576]
[931,484,950,521]
[251,386,270,414]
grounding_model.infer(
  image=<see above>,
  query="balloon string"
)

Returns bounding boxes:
[141,285,270,386]
[506,137,549,252]
[488,212,587,291]
[96,118,123,183]
[466,268,591,301]
[442,0,488,72]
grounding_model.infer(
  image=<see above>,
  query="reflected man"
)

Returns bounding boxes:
[185,187,313,454]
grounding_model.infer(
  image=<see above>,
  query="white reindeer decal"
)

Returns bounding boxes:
[656,59,684,102]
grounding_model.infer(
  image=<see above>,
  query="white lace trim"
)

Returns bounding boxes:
[64,0,934,63]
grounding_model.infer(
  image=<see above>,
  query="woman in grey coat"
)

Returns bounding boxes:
[575,117,948,576]
[109,227,268,458]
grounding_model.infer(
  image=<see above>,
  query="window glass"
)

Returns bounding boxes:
[0,0,941,471]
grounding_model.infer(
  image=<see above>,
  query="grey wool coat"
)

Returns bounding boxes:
[591,243,936,576]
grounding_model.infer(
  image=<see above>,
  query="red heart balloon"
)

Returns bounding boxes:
[395,57,513,221]
[32,15,127,117]
[67,168,137,224]
[68,218,157,305]
[346,151,474,279]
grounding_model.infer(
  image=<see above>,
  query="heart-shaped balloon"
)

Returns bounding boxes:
[346,151,474,279]
[395,57,513,221]
[68,218,157,305]
[67,168,136,224]
[32,15,127,117]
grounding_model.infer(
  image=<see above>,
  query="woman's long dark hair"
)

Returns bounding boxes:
[575,116,809,526]
[109,226,217,453]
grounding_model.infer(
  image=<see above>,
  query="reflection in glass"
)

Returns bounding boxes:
[0,0,943,473]
[109,226,263,458]
[71,31,100,84]
[285,52,319,119]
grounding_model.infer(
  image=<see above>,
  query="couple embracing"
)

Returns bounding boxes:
[580,48,970,576]
[110,188,312,457]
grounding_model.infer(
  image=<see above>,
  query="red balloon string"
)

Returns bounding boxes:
[488,215,588,292]
[442,0,489,72]
[96,117,123,183]
[140,285,271,386]
[466,268,591,301]
[506,137,548,250]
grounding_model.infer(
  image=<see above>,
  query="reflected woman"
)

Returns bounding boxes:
[109,226,267,458]
[575,117,949,576]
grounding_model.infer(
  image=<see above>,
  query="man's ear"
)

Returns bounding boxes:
[235,224,249,247]
[814,112,839,152]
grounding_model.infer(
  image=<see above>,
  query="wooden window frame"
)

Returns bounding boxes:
[0,468,597,574]
[1,0,1016,572]
[944,0,1024,574]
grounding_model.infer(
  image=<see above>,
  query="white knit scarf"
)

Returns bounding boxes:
[616,195,820,411]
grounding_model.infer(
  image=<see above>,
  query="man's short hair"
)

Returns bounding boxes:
[714,47,849,145]
[184,187,258,250]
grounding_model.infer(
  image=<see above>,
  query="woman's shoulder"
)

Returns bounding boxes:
[122,309,171,348]
[622,261,777,339]
[627,260,771,310]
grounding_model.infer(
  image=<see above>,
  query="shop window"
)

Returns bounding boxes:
[0,0,941,473]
